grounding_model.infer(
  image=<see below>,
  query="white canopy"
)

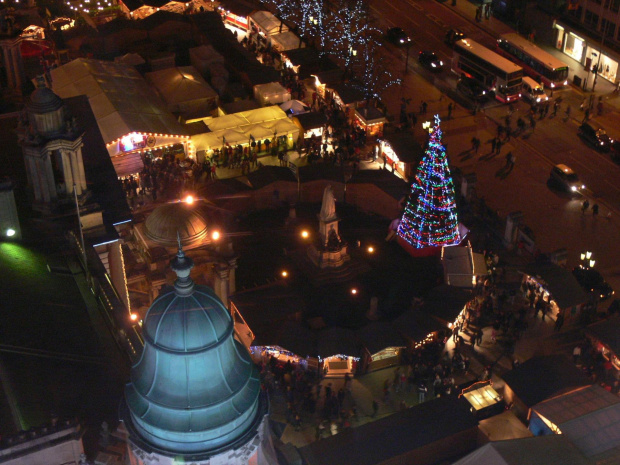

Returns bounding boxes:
[249,10,288,35]
[270,31,303,52]
[191,106,299,151]
[51,58,186,145]
[146,66,217,120]
[253,82,291,106]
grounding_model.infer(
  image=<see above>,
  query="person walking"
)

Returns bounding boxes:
[582,108,590,123]
[565,104,571,120]
[447,102,453,119]
[592,203,599,216]
[495,138,503,155]
[490,137,497,154]
[582,199,590,214]
[552,100,559,117]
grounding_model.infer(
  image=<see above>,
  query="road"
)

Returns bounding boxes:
[368,0,620,299]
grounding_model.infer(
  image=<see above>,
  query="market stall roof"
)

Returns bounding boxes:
[421,284,473,324]
[114,52,146,66]
[533,384,620,427]
[253,81,291,106]
[191,106,299,151]
[452,435,591,465]
[230,283,305,347]
[355,106,387,124]
[501,355,592,408]
[246,165,297,189]
[442,245,488,287]
[249,10,288,35]
[331,83,366,106]
[270,30,303,51]
[585,315,620,355]
[146,66,218,106]
[293,111,327,129]
[299,395,477,465]
[393,309,446,342]
[381,131,426,164]
[217,0,256,17]
[356,321,406,355]
[521,261,588,309]
[348,169,409,201]
[297,164,344,183]
[281,47,341,79]
[317,327,358,358]
[51,58,187,145]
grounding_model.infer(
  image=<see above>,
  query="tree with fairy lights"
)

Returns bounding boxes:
[397,115,461,249]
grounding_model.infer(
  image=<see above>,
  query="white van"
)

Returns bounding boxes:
[522,77,549,104]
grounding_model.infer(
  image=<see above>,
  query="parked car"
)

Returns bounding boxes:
[549,164,585,194]
[572,266,615,301]
[578,121,613,152]
[456,77,490,102]
[418,51,444,71]
[611,140,620,163]
[445,28,465,47]
[386,27,411,46]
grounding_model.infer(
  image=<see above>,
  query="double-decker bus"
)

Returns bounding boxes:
[497,33,569,88]
[452,38,523,103]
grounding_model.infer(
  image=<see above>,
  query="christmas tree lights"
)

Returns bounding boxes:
[397,115,461,249]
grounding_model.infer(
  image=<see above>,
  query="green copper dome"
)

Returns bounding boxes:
[123,245,263,456]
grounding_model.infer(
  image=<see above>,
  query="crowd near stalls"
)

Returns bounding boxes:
[519,261,589,322]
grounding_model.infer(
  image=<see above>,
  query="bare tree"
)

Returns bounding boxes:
[330,0,378,68]
[352,35,401,105]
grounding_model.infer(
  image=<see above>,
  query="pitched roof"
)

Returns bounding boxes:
[521,261,588,309]
[299,396,477,465]
[502,355,592,407]
[585,315,620,355]
[381,131,426,164]
[246,165,297,189]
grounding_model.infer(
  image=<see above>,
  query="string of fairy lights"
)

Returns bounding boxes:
[397,115,461,249]
[65,0,114,13]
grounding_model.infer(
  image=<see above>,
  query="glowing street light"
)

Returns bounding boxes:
[130,313,138,321]
[211,230,221,241]
[281,270,288,278]
[367,246,375,254]
[184,195,194,205]
[301,230,309,239]
[6,228,15,237]
[351,288,358,295]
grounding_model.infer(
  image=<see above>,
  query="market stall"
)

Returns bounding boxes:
[270,31,304,52]
[51,58,193,174]
[217,0,256,36]
[292,111,327,141]
[248,10,288,37]
[356,321,406,373]
[379,132,426,180]
[253,82,291,106]
[520,261,588,321]
[354,106,387,137]
[190,106,299,156]
[317,327,359,378]
[442,244,488,288]
[459,380,504,419]
[146,66,218,121]
[585,315,620,380]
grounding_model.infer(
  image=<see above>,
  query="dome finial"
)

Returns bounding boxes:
[171,230,194,295]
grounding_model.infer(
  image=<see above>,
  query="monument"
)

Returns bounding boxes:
[308,185,349,268]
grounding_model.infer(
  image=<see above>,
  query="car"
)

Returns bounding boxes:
[578,121,613,152]
[445,28,465,47]
[418,51,444,71]
[521,76,549,104]
[386,27,411,46]
[456,77,490,102]
[572,266,615,301]
[549,164,585,193]
[610,140,620,163]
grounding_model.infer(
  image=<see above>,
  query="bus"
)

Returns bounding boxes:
[497,33,569,89]
[452,38,523,103]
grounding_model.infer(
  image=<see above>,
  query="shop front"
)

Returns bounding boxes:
[354,107,386,138]
[584,46,618,84]
[321,354,358,378]
[585,316,620,381]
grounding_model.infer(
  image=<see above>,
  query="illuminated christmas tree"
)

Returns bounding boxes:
[397,115,461,249]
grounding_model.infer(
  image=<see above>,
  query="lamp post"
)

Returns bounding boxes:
[591,32,606,92]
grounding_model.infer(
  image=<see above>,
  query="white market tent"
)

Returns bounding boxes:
[270,31,304,52]
[51,58,187,149]
[441,243,487,288]
[253,82,291,106]
[146,66,218,120]
[189,45,225,76]
[249,10,288,36]
[191,106,299,152]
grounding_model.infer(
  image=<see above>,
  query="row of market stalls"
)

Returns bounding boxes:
[229,282,475,377]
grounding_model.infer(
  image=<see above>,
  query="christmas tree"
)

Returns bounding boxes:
[397,115,461,249]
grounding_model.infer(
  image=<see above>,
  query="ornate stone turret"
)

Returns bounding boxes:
[17,79,87,213]
[308,185,349,268]
[121,239,271,465]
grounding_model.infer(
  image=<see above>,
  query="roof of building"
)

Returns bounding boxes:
[246,165,297,189]
[452,435,591,465]
[298,395,477,465]
[502,354,592,407]
[144,201,209,247]
[146,66,218,107]
[356,321,406,355]
[293,111,327,130]
[585,315,620,355]
[521,260,588,309]
[381,131,426,164]
[281,47,340,79]
[123,249,263,456]
[51,58,187,144]
[217,0,256,17]
[332,83,366,106]
[28,85,64,113]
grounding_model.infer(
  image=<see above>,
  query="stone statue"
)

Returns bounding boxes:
[320,185,336,221]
